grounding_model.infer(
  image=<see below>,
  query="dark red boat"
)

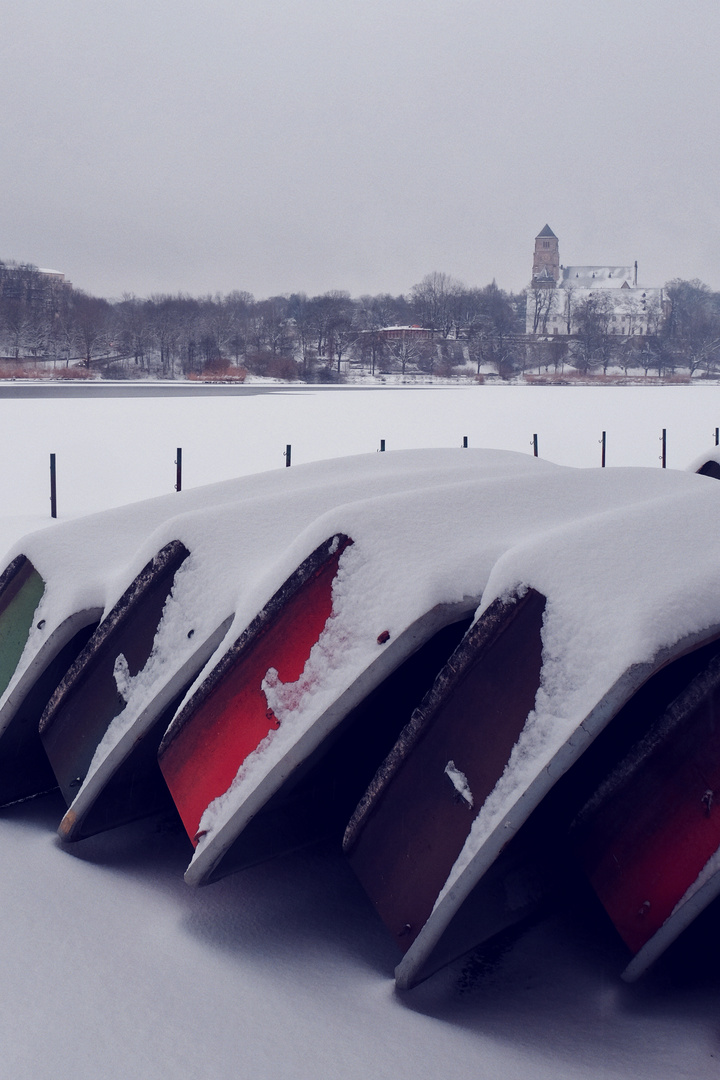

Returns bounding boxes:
[343,589,547,982]
[344,578,720,988]
[572,643,720,980]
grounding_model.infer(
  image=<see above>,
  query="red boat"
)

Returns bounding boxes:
[159,535,353,860]
[572,642,720,980]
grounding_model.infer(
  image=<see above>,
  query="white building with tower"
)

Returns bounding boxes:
[526,225,663,337]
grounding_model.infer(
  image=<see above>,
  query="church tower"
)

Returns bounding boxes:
[532,225,560,286]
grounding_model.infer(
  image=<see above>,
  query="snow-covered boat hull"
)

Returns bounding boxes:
[50,450,559,846]
[573,642,720,981]
[40,541,192,834]
[0,473,297,808]
[187,614,473,879]
[695,459,720,479]
[344,590,547,975]
[159,535,353,856]
[345,573,720,989]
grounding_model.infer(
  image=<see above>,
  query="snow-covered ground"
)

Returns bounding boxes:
[1,385,719,1080]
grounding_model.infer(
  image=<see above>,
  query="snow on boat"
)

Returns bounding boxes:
[689,447,720,479]
[572,642,720,982]
[155,456,715,891]
[343,590,550,983]
[50,450,527,841]
[0,473,285,807]
[159,534,354,856]
[343,477,720,988]
[158,523,484,886]
[40,541,198,832]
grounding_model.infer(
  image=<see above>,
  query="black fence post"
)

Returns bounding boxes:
[462,436,468,448]
[50,454,57,519]
[175,448,182,491]
[532,434,538,458]
[661,428,666,469]
[285,444,292,467]
[601,431,606,468]
[379,439,385,452]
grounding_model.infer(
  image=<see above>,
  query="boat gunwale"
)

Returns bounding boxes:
[157,533,353,758]
[38,539,190,737]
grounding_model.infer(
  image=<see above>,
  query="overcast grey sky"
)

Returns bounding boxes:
[2,1,719,300]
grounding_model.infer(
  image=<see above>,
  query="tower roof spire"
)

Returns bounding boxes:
[536,224,557,239]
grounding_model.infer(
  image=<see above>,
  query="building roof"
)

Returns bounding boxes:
[560,266,636,289]
[536,224,557,239]
[542,285,663,318]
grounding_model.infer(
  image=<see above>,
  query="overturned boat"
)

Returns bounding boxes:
[344,477,720,987]
[0,469,300,808]
[154,455,720,904]
[4,447,720,989]
[45,450,522,841]
[572,642,720,981]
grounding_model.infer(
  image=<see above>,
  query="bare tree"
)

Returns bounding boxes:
[71,292,111,368]
[410,272,464,337]
[572,293,615,374]
[527,284,557,334]
[662,279,720,376]
[384,330,434,375]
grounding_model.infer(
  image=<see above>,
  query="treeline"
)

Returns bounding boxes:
[1,260,719,380]
[0,265,525,379]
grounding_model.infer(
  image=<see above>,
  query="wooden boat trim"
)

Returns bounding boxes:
[0,555,32,600]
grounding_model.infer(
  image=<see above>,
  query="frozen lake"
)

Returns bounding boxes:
[1,383,719,537]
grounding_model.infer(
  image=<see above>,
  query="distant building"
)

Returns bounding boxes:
[37,268,72,289]
[373,325,434,340]
[526,225,663,336]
